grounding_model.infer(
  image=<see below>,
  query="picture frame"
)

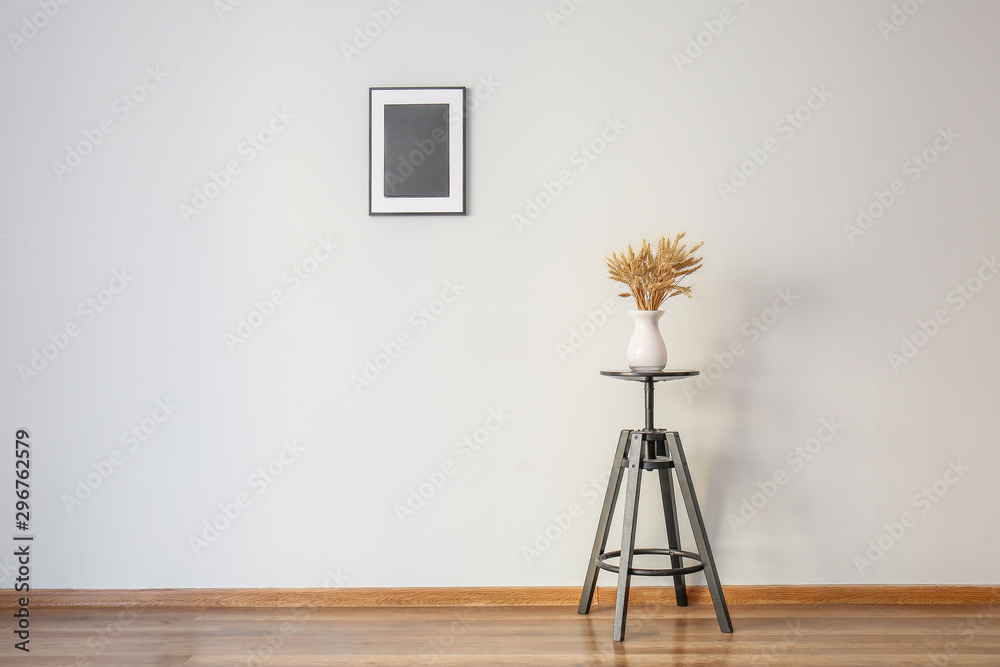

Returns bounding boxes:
[369,87,467,215]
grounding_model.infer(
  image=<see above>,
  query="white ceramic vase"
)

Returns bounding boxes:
[626,310,667,371]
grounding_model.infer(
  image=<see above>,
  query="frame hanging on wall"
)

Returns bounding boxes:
[369,87,467,215]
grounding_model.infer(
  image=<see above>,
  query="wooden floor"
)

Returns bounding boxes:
[13,602,1000,665]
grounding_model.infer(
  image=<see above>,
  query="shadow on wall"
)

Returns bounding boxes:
[689,272,837,578]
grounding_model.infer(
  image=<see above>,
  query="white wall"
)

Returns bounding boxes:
[2,0,998,589]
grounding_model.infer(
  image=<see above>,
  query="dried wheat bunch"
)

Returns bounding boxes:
[606,233,704,310]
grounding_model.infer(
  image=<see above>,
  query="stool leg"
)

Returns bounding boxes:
[666,431,733,633]
[657,466,688,607]
[578,430,631,615]
[613,432,644,642]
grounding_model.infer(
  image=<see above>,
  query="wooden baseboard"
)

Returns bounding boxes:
[612,585,1000,606]
[2,585,998,608]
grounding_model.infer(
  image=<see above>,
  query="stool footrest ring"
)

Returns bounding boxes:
[595,548,704,577]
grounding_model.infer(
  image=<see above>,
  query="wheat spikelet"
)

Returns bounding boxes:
[606,233,703,310]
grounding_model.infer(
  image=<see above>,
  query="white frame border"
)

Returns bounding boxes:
[369,87,466,215]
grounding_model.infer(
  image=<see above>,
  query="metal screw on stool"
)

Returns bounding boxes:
[577,370,733,642]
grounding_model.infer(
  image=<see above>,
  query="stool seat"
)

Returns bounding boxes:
[578,371,733,642]
[599,370,700,380]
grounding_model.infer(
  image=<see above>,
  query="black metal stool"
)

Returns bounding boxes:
[578,370,732,641]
